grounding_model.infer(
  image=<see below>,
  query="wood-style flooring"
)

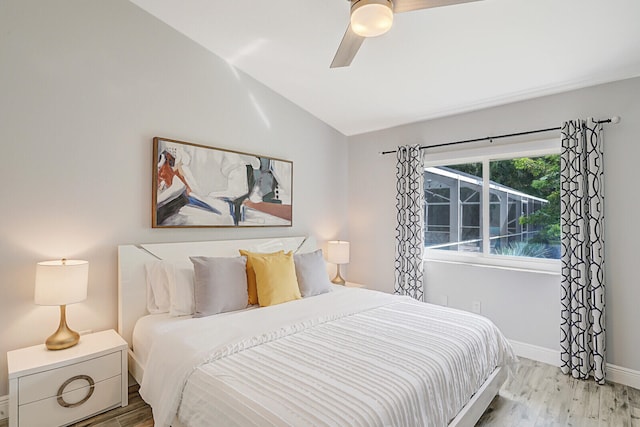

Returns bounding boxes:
[1,357,638,426]
[477,358,640,427]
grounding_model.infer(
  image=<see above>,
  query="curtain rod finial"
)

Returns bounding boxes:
[611,116,621,124]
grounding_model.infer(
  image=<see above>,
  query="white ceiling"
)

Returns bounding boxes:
[130,0,640,136]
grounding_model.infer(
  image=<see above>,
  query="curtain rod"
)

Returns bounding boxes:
[379,116,620,156]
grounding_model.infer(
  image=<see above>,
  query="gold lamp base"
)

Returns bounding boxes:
[46,305,80,351]
[331,265,346,285]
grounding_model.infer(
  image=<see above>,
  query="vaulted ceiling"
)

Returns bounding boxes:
[130,0,640,135]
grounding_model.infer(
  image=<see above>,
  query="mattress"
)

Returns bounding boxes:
[137,286,516,427]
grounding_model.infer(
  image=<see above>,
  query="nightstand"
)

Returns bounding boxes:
[7,329,128,427]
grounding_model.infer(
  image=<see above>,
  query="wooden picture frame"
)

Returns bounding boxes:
[152,137,293,228]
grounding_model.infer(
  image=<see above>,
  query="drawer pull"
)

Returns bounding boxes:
[56,374,95,408]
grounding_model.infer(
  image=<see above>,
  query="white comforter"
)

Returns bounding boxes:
[139,287,515,427]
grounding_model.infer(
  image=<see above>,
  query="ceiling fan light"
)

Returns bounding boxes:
[350,0,394,38]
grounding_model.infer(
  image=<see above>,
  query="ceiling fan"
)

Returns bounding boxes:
[331,0,481,68]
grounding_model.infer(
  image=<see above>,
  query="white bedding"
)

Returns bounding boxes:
[138,287,516,427]
[132,306,259,367]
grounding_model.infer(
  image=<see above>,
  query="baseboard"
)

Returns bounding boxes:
[0,394,8,421]
[607,363,640,390]
[509,339,561,367]
[508,339,640,389]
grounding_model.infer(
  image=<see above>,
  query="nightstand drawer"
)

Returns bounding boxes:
[18,351,121,405]
[18,374,122,427]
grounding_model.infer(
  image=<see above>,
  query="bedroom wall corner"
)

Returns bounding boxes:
[346,76,640,376]
[0,0,348,397]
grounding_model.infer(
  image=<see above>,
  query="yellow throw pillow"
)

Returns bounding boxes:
[250,251,301,307]
[239,250,284,305]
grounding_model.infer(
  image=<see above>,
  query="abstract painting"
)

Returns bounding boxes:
[152,137,293,228]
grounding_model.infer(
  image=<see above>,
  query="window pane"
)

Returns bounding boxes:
[489,156,560,259]
[424,164,482,252]
[425,187,450,203]
[428,205,449,226]
[489,190,501,235]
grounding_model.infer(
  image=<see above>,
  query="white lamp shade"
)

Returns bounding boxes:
[351,0,393,37]
[35,260,88,306]
[327,241,350,264]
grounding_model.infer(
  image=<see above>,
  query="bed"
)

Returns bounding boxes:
[118,236,515,427]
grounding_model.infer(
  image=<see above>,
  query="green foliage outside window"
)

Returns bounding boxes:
[451,155,560,247]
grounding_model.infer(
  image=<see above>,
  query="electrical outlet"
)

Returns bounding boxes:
[471,301,481,314]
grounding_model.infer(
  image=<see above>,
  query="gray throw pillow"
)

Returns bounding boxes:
[190,256,248,317]
[294,249,332,297]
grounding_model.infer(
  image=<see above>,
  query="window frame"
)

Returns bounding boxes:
[423,137,561,274]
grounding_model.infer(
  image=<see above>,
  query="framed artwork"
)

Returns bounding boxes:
[152,137,293,228]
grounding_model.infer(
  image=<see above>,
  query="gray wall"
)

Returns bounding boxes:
[0,0,348,396]
[348,77,640,371]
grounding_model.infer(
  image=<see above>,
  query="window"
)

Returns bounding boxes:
[425,163,483,252]
[424,142,560,270]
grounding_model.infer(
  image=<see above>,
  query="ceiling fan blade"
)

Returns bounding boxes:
[330,25,366,68]
[393,0,481,14]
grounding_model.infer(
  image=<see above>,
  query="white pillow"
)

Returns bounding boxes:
[145,261,171,314]
[167,262,195,317]
[144,260,195,316]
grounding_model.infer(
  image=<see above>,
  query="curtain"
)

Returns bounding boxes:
[560,119,606,384]
[394,145,425,301]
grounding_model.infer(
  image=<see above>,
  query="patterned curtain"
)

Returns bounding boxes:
[560,119,606,384]
[394,145,425,301]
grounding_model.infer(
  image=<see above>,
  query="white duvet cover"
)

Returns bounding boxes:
[138,287,515,427]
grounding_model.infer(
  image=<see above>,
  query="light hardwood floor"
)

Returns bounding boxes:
[1,358,638,426]
[477,358,640,427]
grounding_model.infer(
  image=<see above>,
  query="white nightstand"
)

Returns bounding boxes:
[7,329,128,427]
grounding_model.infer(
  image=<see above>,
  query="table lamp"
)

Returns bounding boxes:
[327,240,350,285]
[34,259,88,350]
